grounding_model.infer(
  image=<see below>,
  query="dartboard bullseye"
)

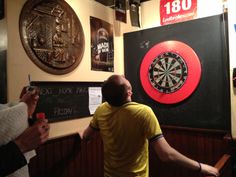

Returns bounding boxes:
[140,41,201,104]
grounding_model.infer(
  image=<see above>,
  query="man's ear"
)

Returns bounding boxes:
[127,90,133,97]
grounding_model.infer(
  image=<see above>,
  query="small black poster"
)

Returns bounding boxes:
[115,0,127,23]
[90,16,114,72]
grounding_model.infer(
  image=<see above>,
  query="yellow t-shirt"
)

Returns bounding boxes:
[90,102,162,177]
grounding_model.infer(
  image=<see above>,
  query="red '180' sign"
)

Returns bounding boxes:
[160,0,197,26]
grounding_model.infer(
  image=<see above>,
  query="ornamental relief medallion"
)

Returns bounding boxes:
[19,0,85,75]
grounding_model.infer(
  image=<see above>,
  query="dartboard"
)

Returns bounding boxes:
[148,52,188,94]
[140,41,201,104]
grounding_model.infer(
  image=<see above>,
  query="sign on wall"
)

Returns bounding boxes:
[115,0,127,23]
[90,17,114,72]
[160,0,197,26]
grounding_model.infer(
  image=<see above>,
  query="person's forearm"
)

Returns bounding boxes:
[153,138,200,171]
[0,141,27,177]
[159,145,219,176]
[152,137,219,176]
[166,147,200,171]
[81,125,97,140]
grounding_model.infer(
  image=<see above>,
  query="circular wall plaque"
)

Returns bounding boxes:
[140,41,201,104]
[19,0,85,75]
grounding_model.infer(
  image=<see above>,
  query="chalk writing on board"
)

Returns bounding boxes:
[54,107,73,116]
[58,88,73,94]
[75,87,87,94]
[39,88,53,95]
[139,40,150,49]
[31,82,103,122]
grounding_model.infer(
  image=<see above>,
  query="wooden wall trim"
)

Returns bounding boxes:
[161,125,228,134]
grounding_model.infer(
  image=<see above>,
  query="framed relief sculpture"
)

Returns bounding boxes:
[19,0,85,75]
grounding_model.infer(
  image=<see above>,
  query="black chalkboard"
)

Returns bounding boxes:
[31,82,103,122]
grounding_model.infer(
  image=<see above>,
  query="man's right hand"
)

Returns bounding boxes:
[14,120,50,153]
[200,163,220,177]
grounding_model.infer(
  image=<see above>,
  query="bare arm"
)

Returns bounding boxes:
[79,125,97,140]
[150,137,219,177]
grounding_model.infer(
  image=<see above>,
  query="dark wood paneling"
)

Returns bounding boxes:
[149,126,230,177]
[29,132,103,177]
[29,127,232,177]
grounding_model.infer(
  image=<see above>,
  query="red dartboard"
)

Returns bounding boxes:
[140,41,201,104]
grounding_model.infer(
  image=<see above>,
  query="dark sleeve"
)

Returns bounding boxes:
[0,141,27,177]
[149,134,164,142]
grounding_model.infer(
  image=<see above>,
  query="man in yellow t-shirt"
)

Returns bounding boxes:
[81,75,219,177]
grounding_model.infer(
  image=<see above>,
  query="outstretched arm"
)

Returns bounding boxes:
[150,137,219,177]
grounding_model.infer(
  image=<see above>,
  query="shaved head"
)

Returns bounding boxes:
[102,75,132,106]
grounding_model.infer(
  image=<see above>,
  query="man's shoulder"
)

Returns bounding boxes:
[124,102,152,111]
[98,102,109,108]
[95,102,110,112]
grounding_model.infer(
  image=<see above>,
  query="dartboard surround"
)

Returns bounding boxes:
[140,41,201,104]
